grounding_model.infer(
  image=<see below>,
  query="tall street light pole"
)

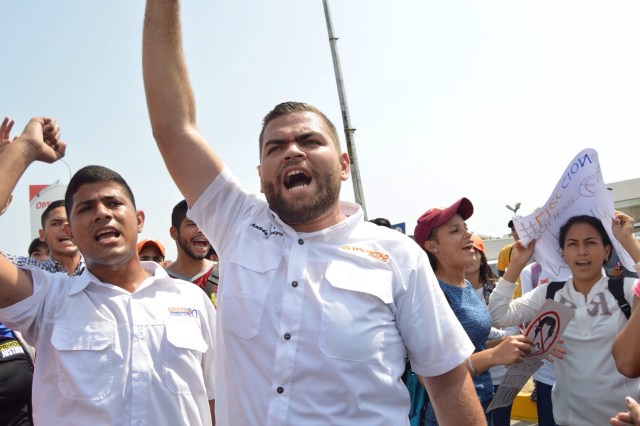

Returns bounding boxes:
[322,0,368,220]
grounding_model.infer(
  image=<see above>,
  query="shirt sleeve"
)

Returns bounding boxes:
[0,267,56,345]
[488,277,545,328]
[396,249,474,377]
[188,167,264,258]
[520,266,533,295]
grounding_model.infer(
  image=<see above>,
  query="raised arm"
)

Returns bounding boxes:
[0,117,65,307]
[143,0,224,206]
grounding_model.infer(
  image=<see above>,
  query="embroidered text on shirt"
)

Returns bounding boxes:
[340,245,390,263]
[168,307,199,318]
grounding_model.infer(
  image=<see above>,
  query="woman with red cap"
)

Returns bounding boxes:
[414,197,532,426]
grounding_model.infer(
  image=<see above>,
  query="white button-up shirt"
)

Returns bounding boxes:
[189,168,473,426]
[0,262,216,426]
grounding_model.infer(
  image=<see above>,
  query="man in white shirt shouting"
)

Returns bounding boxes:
[142,1,484,424]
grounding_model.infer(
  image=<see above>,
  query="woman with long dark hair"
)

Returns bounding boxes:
[490,212,640,426]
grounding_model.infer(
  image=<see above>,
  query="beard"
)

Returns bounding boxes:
[177,234,208,260]
[263,165,342,225]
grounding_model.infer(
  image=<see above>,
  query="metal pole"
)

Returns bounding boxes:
[322,0,368,220]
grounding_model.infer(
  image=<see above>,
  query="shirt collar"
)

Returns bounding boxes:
[67,261,166,296]
[268,200,363,240]
[46,255,86,276]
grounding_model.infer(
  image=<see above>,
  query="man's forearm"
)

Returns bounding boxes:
[142,0,224,205]
[422,363,485,426]
[0,140,37,210]
[143,0,195,138]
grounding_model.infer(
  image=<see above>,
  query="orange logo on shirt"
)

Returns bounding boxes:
[340,245,389,263]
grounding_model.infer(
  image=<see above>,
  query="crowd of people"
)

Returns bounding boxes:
[1,1,640,425]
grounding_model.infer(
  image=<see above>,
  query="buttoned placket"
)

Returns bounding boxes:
[265,234,308,425]
[129,294,149,426]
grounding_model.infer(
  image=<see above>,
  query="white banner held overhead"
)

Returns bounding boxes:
[29,182,67,240]
[513,148,634,279]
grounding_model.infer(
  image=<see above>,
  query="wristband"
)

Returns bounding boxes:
[466,357,478,376]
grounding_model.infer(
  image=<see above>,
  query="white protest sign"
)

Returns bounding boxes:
[513,148,634,279]
[487,357,543,413]
[524,300,574,358]
[487,300,574,412]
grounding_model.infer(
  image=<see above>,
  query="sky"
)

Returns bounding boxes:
[2,1,640,261]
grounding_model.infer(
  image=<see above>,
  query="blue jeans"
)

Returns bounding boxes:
[425,399,493,426]
[535,381,556,426]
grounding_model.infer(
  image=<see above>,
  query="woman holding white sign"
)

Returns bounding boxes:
[489,211,640,426]
[414,198,533,426]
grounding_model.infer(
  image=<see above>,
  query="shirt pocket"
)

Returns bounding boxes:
[221,248,281,339]
[50,322,116,401]
[163,318,208,395]
[318,260,393,364]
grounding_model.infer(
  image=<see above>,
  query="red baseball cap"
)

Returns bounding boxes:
[414,197,474,250]
[137,239,166,257]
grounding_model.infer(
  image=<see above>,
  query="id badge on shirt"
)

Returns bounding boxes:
[0,339,26,362]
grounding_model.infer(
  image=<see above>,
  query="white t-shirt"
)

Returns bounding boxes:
[189,167,474,426]
[489,273,640,425]
[0,262,216,426]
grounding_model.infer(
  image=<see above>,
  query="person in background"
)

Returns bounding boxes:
[2,200,84,277]
[490,212,640,426]
[369,217,392,228]
[165,200,217,300]
[414,197,532,425]
[206,246,218,262]
[27,238,49,261]
[0,117,217,425]
[465,234,520,426]
[606,247,639,279]
[142,1,486,423]
[137,238,166,266]
[497,219,523,298]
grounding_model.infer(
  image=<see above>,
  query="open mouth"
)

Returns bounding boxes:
[192,238,209,250]
[57,235,72,244]
[95,227,120,242]
[284,170,312,191]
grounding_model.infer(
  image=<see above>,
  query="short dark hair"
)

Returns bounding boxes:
[171,200,189,229]
[41,199,66,228]
[28,237,47,256]
[65,165,136,219]
[258,102,340,158]
[508,219,514,229]
[369,217,392,228]
[558,215,612,254]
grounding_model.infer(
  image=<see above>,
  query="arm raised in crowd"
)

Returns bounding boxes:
[0,117,65,307]
[142,0,224,206]
[611,211,640,379]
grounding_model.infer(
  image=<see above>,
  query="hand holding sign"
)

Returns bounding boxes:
[491,334,533,365]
